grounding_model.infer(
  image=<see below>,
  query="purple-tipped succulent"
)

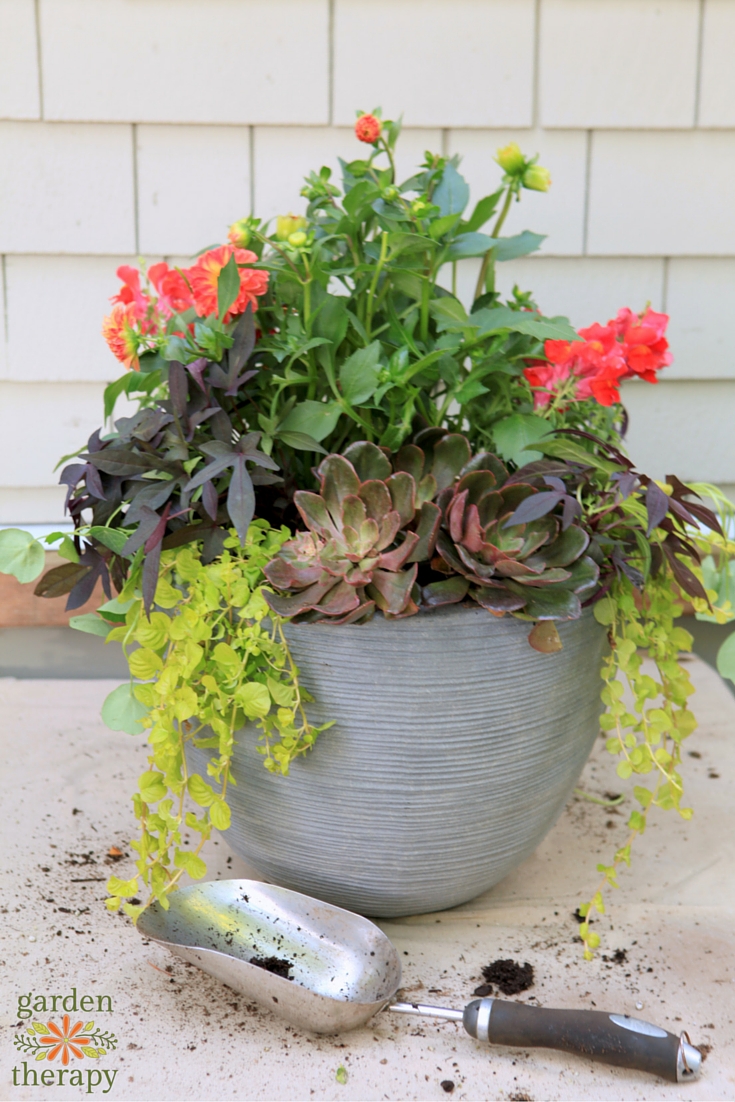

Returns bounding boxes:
[263,441,441,623]
[264,430,598,632]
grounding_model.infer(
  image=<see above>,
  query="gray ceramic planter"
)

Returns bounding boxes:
[189,605,607,918]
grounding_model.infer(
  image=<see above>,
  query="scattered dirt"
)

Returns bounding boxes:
[440,1080,455,1093]
[249,955,294,980]
[697,1044,712,1062]
[508,1092,533,1102]
[601,948,628,965]
[476,959,534,996]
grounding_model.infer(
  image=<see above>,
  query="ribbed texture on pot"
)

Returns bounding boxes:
[188,605,607,918]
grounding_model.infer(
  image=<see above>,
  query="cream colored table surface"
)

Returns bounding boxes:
[1,657,733,1102]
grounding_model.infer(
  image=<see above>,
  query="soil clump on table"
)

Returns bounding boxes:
[249,955,294,980]
[474,959,534,996]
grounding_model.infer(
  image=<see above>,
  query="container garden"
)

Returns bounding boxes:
[2,114,733,958]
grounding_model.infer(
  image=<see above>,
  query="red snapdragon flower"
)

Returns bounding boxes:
[184,245,269,322]
[110,265,150,319]
[148,262,195,317]
[523,308,671,410]
[355,114,382,144]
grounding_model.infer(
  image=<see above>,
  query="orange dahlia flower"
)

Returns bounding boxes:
[102,302,141,370]
[39,1016,91,1065]
[185,245,268,323]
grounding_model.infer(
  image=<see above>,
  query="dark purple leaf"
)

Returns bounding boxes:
[122,505,164,556]
[229,304,256,375]
[84,463,106,500]
[645,481,670,536]
[185,454,234,492]
[504,491,561,528]
[612,471,638,500]
[144,503,171,553]
[142,536,163,615]
[34,561,91,599]
[227,455,255,544]
[666,474,723,535]
[542,476,566,493]
[168,361,188,419]
[125,480,176,524]
[202,525,228,564]
[210,408,233,443]
[186,357,209,394]
[202,480,218,520]
[561,494,582,530]
[663,543,708,602]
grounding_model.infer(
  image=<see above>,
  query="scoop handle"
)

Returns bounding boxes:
[462,999,701,1083]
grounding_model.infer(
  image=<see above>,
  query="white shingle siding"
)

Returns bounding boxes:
[0,0,732,523]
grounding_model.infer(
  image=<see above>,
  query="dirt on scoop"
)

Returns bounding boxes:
[249,955,294,980]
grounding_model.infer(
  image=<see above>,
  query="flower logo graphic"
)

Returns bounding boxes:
[39,1016,91,1064]
[14,1018,117,1062]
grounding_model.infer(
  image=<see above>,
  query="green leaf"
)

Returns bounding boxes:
[454,375,489,403]
[69,613,113,638]
[429,297,468,331]
[217,252,241,319]
[593,597,615,626]
[335,1066,348,1085]
[88,526,131,555]
[276,430,328,455]
[339,340,382,405]
[446,232,497,259]
[473,306,578,341]
[311,292,349,351]
[128,648,164,679]
[494,230,546,261]
[237,681,271,719]
[428,212,461,239]
[138,770,167,803]
[103,373,135,421]
[187,773,216,808]
[279,400,342,443]
[32,1023,50,1035]
[174,850,207,879]
[493,414,553,467]
[0,529,45,583]
[101,683,149,735]
[56,534,80,562]
[535,437,619,474]
[464,188,504,233]
[107,874,139,897]
[433,161,470,217]
[210,798,231,830]
[716,629,735,684]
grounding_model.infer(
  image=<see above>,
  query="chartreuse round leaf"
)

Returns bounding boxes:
[0,528,45,583]
[236,681,271,718]
[101,683,149,734]
[138,771,167,803]
[716,629,735,684]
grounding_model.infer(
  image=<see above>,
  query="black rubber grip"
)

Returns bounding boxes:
[463,999,681,1082]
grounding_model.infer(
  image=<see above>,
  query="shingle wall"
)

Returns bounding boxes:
[1,0,734,522]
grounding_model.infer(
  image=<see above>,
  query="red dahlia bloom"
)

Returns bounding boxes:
[355,114,382,144]
[184,245,269,322]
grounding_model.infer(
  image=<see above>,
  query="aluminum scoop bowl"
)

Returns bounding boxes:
[137,879,401,1033]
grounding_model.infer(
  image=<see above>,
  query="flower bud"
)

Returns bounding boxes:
[288,230,307,248]
[496,142,526,175]
[228,218,252,248]
[355,113,382,144]
[382,185,399,201]
[411,198,429,217]
[276,214,307,241]
[523,164,552,192]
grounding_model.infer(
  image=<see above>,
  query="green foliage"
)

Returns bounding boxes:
[102,521,331,919]
[0,528,45,583]
[577,572,697,959]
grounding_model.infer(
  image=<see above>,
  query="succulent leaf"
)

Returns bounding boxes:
[342,440,392,481]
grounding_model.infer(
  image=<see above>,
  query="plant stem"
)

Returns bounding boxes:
[365,232,388,341]
[473,185,515,303]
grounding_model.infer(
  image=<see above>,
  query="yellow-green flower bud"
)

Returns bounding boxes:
[523,164,552,192]
[276,214,307,241]
[411,198,429,217]
[228,218,251,247]
[496,142,526,175]
[382,185,399,201]
[288,230,307,248]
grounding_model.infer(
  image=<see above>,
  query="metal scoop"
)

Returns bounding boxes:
[137,879,701,1083]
